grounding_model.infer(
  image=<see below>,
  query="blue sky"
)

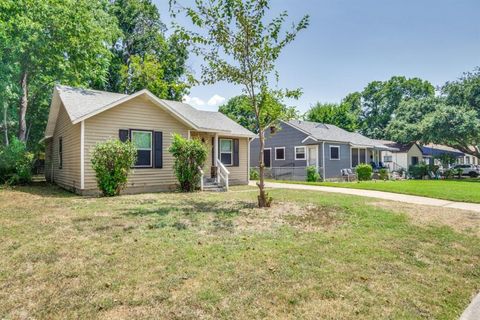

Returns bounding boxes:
[155,0,480,113]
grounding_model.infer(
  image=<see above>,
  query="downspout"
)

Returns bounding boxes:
[80,120,85,191]
[247,138,251,183]
[322,141,325,181]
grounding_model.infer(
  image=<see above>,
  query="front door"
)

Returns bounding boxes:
[263,149,271,168]
[307,146,317,167]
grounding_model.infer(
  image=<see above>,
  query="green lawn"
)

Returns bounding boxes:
[1,184,479,319]
[269,179,480,203]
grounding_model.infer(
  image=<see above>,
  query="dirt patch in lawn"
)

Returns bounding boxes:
[372,201,480,237]
[234,201,343,233]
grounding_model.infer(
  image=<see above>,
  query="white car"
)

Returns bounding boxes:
[452,164,480,177]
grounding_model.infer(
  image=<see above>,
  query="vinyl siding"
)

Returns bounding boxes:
[323,143,351,178]
[191,132,249,184]
[83,95,190,193]
[50,103,81,190]
[250,122,309,168]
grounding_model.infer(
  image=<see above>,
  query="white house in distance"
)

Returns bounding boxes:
[376,141,423,171]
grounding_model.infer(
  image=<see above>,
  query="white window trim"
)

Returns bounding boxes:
[219,138,233,166]
[295,146,307,160]
[275,147,285,160]
[330,145,340,160]
[131,130,153,168]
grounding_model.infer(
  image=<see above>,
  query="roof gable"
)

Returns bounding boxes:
[44,85,255,138]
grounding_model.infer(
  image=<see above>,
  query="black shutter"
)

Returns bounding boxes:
[212,137,215,166]
[119,129,129,142]
[154,131,163,168]
[233,139,239,166]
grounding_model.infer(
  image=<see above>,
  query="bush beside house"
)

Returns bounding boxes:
[169,134,207,192]
[91,139,137,196]
[306,166,320,182]
[356,164,373,181]
[0,138,34,185]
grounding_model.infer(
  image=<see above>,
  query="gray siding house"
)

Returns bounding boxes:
[250,120,395,180]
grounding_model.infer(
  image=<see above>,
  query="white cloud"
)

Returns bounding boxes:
[182,95,205,107]
[207,94,226,106]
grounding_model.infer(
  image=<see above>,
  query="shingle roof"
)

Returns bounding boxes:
[421,143,464,157]
[286,120,396,150]
[50,85,254,137]
[374,140,416,153]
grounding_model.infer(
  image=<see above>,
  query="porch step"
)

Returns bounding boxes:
[202,181,226,192]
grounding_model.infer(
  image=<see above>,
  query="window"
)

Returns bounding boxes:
[131,130,153,167]
[330,146,340,160]
[411,156,419,165]
[220,139,233,165]
[275,147,285,160]
[295,146,306,160]
[58,137,63,169]
[384,155,392,162]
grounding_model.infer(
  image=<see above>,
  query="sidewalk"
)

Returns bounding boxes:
[249,181,480,213]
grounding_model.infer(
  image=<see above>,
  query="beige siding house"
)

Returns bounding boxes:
[44,86,255,195]
[377,141,424,171]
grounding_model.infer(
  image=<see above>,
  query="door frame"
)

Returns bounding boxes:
[263,148,272,168]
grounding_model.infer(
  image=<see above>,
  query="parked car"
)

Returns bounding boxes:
[452,164,480,177]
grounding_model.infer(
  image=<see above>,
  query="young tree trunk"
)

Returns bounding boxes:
[257,128,271,207]
[3,100,8,146]
[18,71,28,142]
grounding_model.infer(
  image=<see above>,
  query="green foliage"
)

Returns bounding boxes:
[0,138,34,185]
[107,0,190,100]
[379,168,389,180]
[408,163,429,180]
[306,166,320,182]
[91,139,137,196]
[442,169,455,179]
[360,76,435,139]
[0,0,120,147]
[168,134,207,192]
[305,100,359,132]
[454,168,464,179]
[387,68,480,158]
[356,164,373,181]
[249,168,260,180]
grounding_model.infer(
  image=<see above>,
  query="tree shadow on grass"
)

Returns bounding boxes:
[1,181,77,198]
[122,199,256,218]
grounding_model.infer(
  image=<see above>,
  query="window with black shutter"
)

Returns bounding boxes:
[219,139,233,165]
[131,130,153,167]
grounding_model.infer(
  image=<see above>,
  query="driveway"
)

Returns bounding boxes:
[249,181,480,213]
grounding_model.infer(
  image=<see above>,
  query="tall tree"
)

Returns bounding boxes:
[387,68,480,157]
[305,101,358,132]
[219,95,297,134]
[171,0,309,207]
[0,0,119,145]
[107,0,190,100]
[359,76,434,139]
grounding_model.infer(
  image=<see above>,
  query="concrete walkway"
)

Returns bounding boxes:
[249,181,480,213]
[461,293,480,320]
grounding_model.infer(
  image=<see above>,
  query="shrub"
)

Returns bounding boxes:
[250,168,259,180]
[379,168,389,180]
[443,169,454,179]
[408,163,429,179]
[91,139,137,196]
[306,166,320,182]
[454,167,463,179]
[169,134,207,192]
[356,164,372,181]
[0,138,34,185]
